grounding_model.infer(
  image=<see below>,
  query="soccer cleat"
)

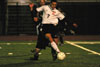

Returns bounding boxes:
[30,57,38,61]
[51,47,57,61]
[30,53,39,61]
[30,49,35,53]
[52,54,57,61]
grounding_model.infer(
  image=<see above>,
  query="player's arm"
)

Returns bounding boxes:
[29,4,39,22]
[57,11,66,24]
[29,2,42,22]
[57,11,65,21]
[32,5,44,22]
[32,6,38,22]
[36,6,44,12]
[32,6,44,22]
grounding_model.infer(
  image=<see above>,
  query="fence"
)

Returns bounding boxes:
[0,1,100,35]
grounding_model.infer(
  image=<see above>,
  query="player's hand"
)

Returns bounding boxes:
[73,23,78,28]
[34,17,38,22]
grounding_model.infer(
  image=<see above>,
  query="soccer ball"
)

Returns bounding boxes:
[57,52,66,60]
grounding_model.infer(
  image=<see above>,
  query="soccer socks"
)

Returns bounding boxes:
[51,41,60,53]
[51,47,57,61]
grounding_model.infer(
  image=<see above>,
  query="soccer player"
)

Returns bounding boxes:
[29,0,50,60]
[29,0,49,59]
[30,0,65,61]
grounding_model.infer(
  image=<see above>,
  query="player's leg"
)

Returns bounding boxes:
[30,33,42,60]
[59,34,64,46]
[30,33,41,53]
[33,48,41,60]
[51,47,57,61]
[51,37,58,61]
[30,48,41,60]
[51,35,58,61]
[45,24,60,53]
[45,33,60,53]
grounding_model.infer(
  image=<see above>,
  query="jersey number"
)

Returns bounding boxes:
[47,14,50,18]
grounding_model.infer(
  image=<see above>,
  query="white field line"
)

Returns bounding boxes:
[70,41,100,44]
[66,41,100,56]
[0,43,36,45]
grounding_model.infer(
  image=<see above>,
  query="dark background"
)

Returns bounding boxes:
[0,1,100,35]
[59,2,100,35]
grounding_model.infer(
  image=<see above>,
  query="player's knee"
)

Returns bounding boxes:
[35,48,41,53]
[45,33,53,42]
[45,33,51,37]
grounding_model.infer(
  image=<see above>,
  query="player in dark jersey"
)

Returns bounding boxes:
[29,0,61,61]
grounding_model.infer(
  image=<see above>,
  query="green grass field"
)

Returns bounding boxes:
[0,41,100,67]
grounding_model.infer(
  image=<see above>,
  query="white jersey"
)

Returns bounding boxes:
[36,5,65,25]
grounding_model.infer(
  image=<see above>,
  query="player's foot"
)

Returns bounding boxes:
[31,49,35,53]
[30,57,38,61]
[30,54,39,61]
[52,54,57,61]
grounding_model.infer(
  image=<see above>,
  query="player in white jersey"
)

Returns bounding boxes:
[36,0,65,50]
[37,4,64,26]
[31,0,65,61]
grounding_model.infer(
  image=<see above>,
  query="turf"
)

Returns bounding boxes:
[0,41,100,67]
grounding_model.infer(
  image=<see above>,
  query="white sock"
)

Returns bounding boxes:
[51,41,60,53]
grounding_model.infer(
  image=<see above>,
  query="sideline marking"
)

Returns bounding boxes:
[0,46,2,49]
[66,41,100,56]
[0,43,36,45]
[70,41,100,44]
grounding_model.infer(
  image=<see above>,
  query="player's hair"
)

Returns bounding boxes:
[38,0,46,2]
[51,0,57,3]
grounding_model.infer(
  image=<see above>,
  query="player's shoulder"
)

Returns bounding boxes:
[42,5,49,7]
[39,5,50,10]
[54,8,60,13]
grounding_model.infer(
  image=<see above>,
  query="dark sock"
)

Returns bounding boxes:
[51,47,57,61]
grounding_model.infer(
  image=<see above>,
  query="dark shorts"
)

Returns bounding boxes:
[42,24,58,38]
[36,24,58,49]
[36,31,50,49]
